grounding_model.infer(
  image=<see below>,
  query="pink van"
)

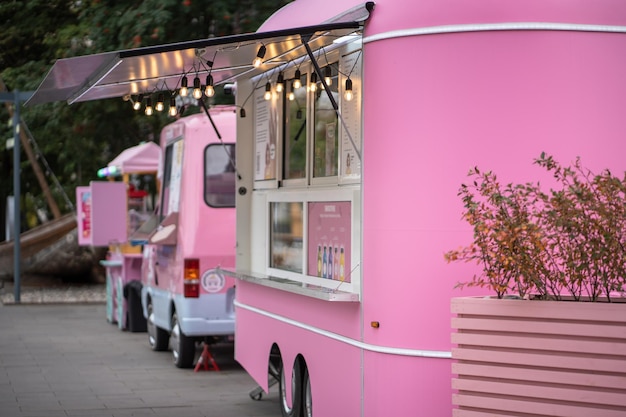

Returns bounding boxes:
[140,107,237,368]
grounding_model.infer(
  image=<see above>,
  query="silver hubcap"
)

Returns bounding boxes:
[171,318,180,361]
[147,305,157,346]
[280,365,293,412]
[304,373,312,417]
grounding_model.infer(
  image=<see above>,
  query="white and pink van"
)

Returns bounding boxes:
[141,107,237,368]
[29,0,626,414]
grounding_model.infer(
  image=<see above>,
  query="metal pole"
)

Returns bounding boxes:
[13,90,21,303]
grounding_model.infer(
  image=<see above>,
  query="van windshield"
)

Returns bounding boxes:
[205,144,236,208]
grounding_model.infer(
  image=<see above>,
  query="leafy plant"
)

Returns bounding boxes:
[445,153,626,301]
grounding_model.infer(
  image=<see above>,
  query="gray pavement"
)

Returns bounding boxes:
[0,301,279,417]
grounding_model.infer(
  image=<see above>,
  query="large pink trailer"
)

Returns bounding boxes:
[28,0,626,415]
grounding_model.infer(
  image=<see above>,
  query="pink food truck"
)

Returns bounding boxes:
[28,0,626,414]
[76,141,159,332]
[140,108,237,369]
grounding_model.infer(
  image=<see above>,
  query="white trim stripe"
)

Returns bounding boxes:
[363,22,626,44]
[234,300,452,359]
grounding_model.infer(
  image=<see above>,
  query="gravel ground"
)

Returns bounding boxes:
[0,276,106,305]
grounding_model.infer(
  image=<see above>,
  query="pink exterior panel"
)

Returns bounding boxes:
[236,0,626,415]
[451,297,626,416]
[236,282,362,417]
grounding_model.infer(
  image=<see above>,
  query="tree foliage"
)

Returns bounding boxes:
[0,0,290,229]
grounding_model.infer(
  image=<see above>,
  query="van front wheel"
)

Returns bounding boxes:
[170,312,195,368]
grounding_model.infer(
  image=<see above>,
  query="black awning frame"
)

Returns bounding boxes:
[27,2,374,106]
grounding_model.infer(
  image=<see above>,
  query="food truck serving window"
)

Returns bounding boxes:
[205,144,236,208]
[249,40,363,296]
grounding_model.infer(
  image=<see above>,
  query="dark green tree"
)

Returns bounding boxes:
[0,0,290,229]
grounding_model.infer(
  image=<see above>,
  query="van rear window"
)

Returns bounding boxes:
[205,144,236,208]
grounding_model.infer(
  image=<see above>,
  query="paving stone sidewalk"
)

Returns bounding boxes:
[0,283,106,305]
[0,298,279,417]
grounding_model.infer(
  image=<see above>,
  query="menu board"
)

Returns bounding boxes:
[76,186,92,245]
[339,50,362,182]
[307,201,351,283]
[254,87,278,181]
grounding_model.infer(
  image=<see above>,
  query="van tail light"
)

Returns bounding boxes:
[184,258,200,298]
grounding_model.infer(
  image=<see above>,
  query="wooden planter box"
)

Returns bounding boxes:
[451,296,626,417]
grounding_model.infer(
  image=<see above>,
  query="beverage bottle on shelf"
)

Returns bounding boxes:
[317,244,322,277]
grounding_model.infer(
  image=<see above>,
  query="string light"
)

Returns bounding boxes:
[192,76,202,99]
[293,69,302,89]
[204,74,215,97]
[288,82,295,101]
[179,76,189,97]
[133,94,143,110]
[276,72,284,93]
[169,96,177,117]
[344,78,353,101]
[155,94,164,112]
[309,72,317,92]
[145,97,153,116]
[253,45,266,67]
[324,66,332,86]
[264,82,272,100]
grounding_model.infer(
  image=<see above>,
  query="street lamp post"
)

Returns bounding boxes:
[0,90,34,303]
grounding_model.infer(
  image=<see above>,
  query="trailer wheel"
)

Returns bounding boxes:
[279,356,303,417]
[302,365,312,417]
[170,312,195,368]
[147,300,168,351]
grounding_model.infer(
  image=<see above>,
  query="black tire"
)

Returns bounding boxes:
[127,285,147,333]
[279,356,303,417]
[170,312,195,368]
[147,300,168,351]
[302,365,312,417]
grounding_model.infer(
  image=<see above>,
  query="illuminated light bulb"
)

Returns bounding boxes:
[155,94,164,112]
[309,73,317,92]
[288,82,295,101]
[264,82,271,100]
[192,76,202,99]
[276,72,284,93]
[179,76,188,97]
[324,66,332,86]
[145,97,153,116]
[133,94,143,110]
[344,78,353,101]
[168,96,177,117]
[293,69,302,89]
[204,74,215,97]
[253,45,266,67]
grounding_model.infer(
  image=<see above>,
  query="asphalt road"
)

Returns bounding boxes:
[0,302,279,417]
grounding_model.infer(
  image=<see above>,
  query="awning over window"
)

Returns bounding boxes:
[27,2,373,106]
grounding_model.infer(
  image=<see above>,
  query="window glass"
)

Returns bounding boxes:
[313,64,339,178]
[270,202,303,273]
[160,139,183,219]
[205,144,236,207]
[283,72,308,180]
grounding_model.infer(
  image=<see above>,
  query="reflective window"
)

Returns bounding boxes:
[283,72,308,180]
[313,64,339,178]
[204,144,236,208]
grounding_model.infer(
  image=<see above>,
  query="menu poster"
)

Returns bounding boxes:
[167,140,184,215]
[339,49,362,182]
[254,87,278,181]
[76,186,92,245]
[307,201,351,283]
